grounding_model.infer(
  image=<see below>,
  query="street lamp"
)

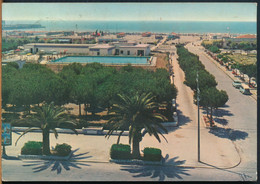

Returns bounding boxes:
[196,70,201,162]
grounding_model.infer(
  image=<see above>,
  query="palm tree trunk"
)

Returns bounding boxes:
[79,104,81,116]
[84,103,87,117]
[210,106,213,127]
[132,131,141,159]
[42,129,50,155]
[116,131,124,144]
[28,105,31,114]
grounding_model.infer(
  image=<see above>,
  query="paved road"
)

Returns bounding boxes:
[185,42,257,180]
[3,159,245,181]
[151,36,167,51]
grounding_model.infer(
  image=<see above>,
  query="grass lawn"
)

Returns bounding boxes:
[226,54,257,65]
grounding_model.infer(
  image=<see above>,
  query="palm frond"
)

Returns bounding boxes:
[15,127,41,146]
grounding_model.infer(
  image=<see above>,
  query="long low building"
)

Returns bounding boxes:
[24,43,93,54]
[24,42,151,56]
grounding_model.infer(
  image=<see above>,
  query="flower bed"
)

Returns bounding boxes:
[203,115,216,128]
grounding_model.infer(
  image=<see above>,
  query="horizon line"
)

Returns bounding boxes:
[3,19,257,22]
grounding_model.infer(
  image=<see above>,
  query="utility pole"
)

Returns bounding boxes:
[196,70,200,162]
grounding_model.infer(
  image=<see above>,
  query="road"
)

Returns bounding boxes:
[185,41,257,180]
[2,159,245,181]
[151,36,167,51]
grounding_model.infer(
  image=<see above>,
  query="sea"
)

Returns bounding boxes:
[3,20,257,34]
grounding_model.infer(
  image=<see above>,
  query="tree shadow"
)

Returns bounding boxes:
[213,118,229,126]
[120,154,193,181]
[214,108,234,117]
[22,148,92,174]
[166,109,192,133]
[209,127,248,141]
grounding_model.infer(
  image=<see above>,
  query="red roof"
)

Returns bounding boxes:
[236,34,256,39]
[171,32,177,35]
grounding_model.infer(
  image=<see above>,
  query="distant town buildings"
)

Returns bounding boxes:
[142,32,152,37]
[167,32,180,40]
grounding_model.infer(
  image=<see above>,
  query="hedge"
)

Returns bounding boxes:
[143,147,162,161]
[53,143,72,156]
[176,45,217,91]
[110,144,131,160]
[21,141,42,155]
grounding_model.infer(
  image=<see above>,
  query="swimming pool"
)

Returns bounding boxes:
[51,56,151,65]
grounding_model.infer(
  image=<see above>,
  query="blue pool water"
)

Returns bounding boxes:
[52,56,150,65]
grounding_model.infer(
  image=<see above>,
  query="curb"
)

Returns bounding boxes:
[18,152,73,160]
[110,159,162,166]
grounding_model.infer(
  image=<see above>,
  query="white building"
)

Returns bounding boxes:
[89,44,115,56]
[117,44,150,56]
[24,41,151,56]
[24,43,93,54]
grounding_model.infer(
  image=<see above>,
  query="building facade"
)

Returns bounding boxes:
[24,41,151,56]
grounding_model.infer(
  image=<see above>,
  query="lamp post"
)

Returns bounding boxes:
[196,70,200,162]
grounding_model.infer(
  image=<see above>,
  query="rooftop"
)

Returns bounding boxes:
[25,43,94,47]
[90,44,116,49]
[236,34,256,39]
[119,44,150,48]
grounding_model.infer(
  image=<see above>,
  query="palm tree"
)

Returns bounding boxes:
[105,93,168,159]
[15,102,78,155]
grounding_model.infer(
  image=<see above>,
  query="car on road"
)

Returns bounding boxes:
[232,80,242,89]
[239,84,251,95]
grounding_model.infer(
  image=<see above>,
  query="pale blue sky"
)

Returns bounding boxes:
[3,3,257,22]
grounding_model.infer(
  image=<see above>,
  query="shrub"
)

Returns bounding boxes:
[54,143,72,156]
[110,144,131,160]
[21,141,42,155]
[143,147,162,161]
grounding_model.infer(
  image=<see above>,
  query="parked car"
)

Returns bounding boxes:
[239,84,251,95]
[232,80,242,89]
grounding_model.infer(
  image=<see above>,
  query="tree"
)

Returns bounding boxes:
[209,45,219,53]
[15,102,78,155]
[247,64,257,85]
[105,93,168,159]
[199,88,228,126]
[35,36,39,42]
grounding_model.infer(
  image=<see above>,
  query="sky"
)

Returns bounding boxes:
[3,3,257,22]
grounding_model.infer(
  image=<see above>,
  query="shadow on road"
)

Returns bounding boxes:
[201,107,233,126]
[209,127,248,141]
[214,118,229,126]
[214,108,234,117]
[120,154,193,181]
[166,109,192,133]
[22,148,92,174]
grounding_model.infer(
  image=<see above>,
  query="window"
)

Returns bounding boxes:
[120,50,123,54]
[127,51,130,55]
[97,52,100,56]
[137,50,144,56]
